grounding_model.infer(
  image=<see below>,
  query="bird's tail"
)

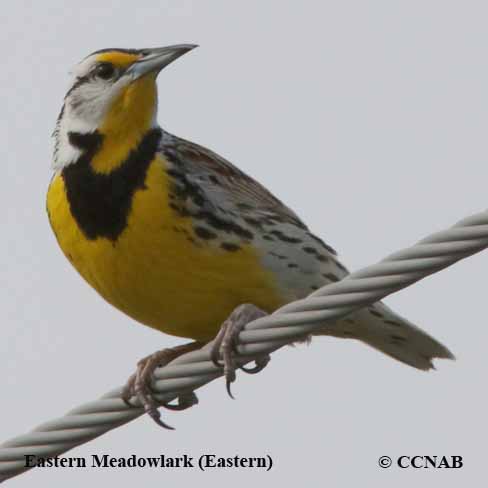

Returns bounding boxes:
[318,302,455,370]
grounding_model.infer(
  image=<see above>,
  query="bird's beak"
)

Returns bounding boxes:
[128,44,198,80]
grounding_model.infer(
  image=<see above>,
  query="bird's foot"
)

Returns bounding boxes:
[121,341,202,429]
[210,304,270,398]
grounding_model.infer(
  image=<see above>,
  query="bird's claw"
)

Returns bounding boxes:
[162,391,199,411]
[210,304,270,398]
[240,354,271,374]
[121,342,202,428]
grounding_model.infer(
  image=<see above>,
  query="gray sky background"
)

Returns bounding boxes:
[2,1,487,486]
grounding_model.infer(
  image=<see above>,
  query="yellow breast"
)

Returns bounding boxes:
[47,154,285,341]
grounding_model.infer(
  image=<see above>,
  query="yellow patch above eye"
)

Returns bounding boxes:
[96,51,140,68]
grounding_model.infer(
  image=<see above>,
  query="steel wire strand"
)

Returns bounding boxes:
[1,209,487,482]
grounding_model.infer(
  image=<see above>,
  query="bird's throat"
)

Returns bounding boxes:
[92,76,158,174]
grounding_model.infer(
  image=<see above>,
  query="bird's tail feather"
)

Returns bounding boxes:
[317,302,455,370]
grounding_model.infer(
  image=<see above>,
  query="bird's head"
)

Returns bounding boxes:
[53,44,196,171]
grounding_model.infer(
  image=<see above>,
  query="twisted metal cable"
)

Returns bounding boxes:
[1,209,488,483]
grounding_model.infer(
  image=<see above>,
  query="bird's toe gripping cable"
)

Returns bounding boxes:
[210,303,271,398]
[122,341,202,428]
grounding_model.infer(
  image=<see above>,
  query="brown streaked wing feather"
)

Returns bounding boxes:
[160,132,308,229]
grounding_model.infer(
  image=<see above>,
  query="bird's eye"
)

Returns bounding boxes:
[94,62,116,80]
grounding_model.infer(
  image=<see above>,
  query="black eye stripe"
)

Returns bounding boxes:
[65,62,121,99]
[65,74,90,99]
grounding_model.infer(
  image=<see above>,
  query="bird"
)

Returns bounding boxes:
[47,44,454,427]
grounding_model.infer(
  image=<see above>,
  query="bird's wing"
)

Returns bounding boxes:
[159,131,308,229]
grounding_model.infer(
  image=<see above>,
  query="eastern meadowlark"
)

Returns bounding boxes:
[47,45,454,427]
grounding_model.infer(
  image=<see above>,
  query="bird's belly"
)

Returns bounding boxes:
[46,162,286,341]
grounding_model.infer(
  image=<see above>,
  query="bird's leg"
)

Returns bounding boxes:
[210,303,270,397]
[122,341,203,429]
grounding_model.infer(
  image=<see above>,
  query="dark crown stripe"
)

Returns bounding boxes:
[62,128,162,241]
[87,47,142,58]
